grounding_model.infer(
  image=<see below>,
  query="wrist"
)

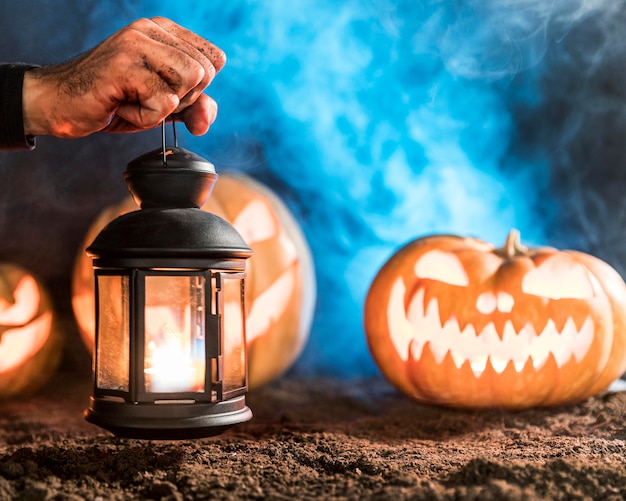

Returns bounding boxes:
[22,67,55,137]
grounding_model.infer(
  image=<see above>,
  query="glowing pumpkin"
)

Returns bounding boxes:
[72,172,315,388]
[364,230,626,409]
[0,263,62,399]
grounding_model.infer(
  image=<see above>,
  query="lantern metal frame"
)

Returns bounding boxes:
[84,127,253,440]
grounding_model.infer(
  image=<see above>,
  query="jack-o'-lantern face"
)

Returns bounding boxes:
[365,231,626,409]
[203,174,315,388]
[0,264,61,399]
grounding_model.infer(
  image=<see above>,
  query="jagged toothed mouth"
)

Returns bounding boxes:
[388,279,594,377]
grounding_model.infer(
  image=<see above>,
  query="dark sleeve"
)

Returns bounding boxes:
[0,63,37,151]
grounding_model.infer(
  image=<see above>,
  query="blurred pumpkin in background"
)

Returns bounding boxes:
[364,230,626,409]
[0,263,62,399]
[72,172,315,388]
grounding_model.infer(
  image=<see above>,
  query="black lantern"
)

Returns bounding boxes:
[83,127,252,440]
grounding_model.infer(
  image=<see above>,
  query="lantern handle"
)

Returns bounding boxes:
[161,119,179,166]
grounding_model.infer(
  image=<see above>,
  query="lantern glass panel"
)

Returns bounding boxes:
[143,274,206,394]
[96,274,130,391]
[222,276,246,393]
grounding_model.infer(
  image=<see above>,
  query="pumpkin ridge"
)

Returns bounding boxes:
[488,357,546,409]
[407,341,463,405]
[533,352,561,406]
[541,353,599,406]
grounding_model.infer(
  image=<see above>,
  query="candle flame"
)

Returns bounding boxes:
[144,305,204,393]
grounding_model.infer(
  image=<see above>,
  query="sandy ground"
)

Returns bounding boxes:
[0,369,625,501]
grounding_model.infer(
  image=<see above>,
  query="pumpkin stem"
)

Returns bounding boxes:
[496,229,528,258]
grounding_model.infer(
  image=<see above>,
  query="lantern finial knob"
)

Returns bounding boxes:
[124,146,218,209]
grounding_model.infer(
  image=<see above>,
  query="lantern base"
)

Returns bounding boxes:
[84,396,252,440]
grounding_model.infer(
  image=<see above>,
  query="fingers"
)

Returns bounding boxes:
[108,93,218,136]
[175,93,218,135]
[127,17,226,114]
[150,17,226,73]
[99,17,225,133]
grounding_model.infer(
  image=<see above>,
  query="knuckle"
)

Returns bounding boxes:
[150,16,170,26]
[195,62,213,87]
[127,17,152,32]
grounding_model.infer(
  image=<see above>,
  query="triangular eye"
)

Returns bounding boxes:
[522,256,594,299]
[414,250,469,286]
[232,199,277,244]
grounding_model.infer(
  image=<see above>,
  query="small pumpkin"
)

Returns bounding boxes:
[364,230,626,409]
[72,172,315,389]
[0,263,62,399]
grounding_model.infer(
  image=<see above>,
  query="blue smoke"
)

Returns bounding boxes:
[0,0,621,378]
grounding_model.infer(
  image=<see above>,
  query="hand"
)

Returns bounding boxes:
[21,17,226,138]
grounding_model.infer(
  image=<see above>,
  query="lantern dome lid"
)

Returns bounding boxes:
[87,207,251,260]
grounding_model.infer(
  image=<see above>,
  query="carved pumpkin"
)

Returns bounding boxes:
[364,230,626,409]
[72,172,315,388]
[0,263,62,399]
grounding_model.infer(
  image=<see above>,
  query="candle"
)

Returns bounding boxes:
[144,305,204,393]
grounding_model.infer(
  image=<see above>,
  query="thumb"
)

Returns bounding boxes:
[115,92,181,130]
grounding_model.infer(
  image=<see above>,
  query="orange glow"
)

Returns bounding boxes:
[0,275,52,374]
[144,305,204,393]
[414,250,469,286]
[0,275,40,325]
[365,231,626,409]
[232,197,279,244]
[0,311,52,373]
[246,265,297,344]
[386,277,594,377]
[0,264,60,400]
[522,256,595,299]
